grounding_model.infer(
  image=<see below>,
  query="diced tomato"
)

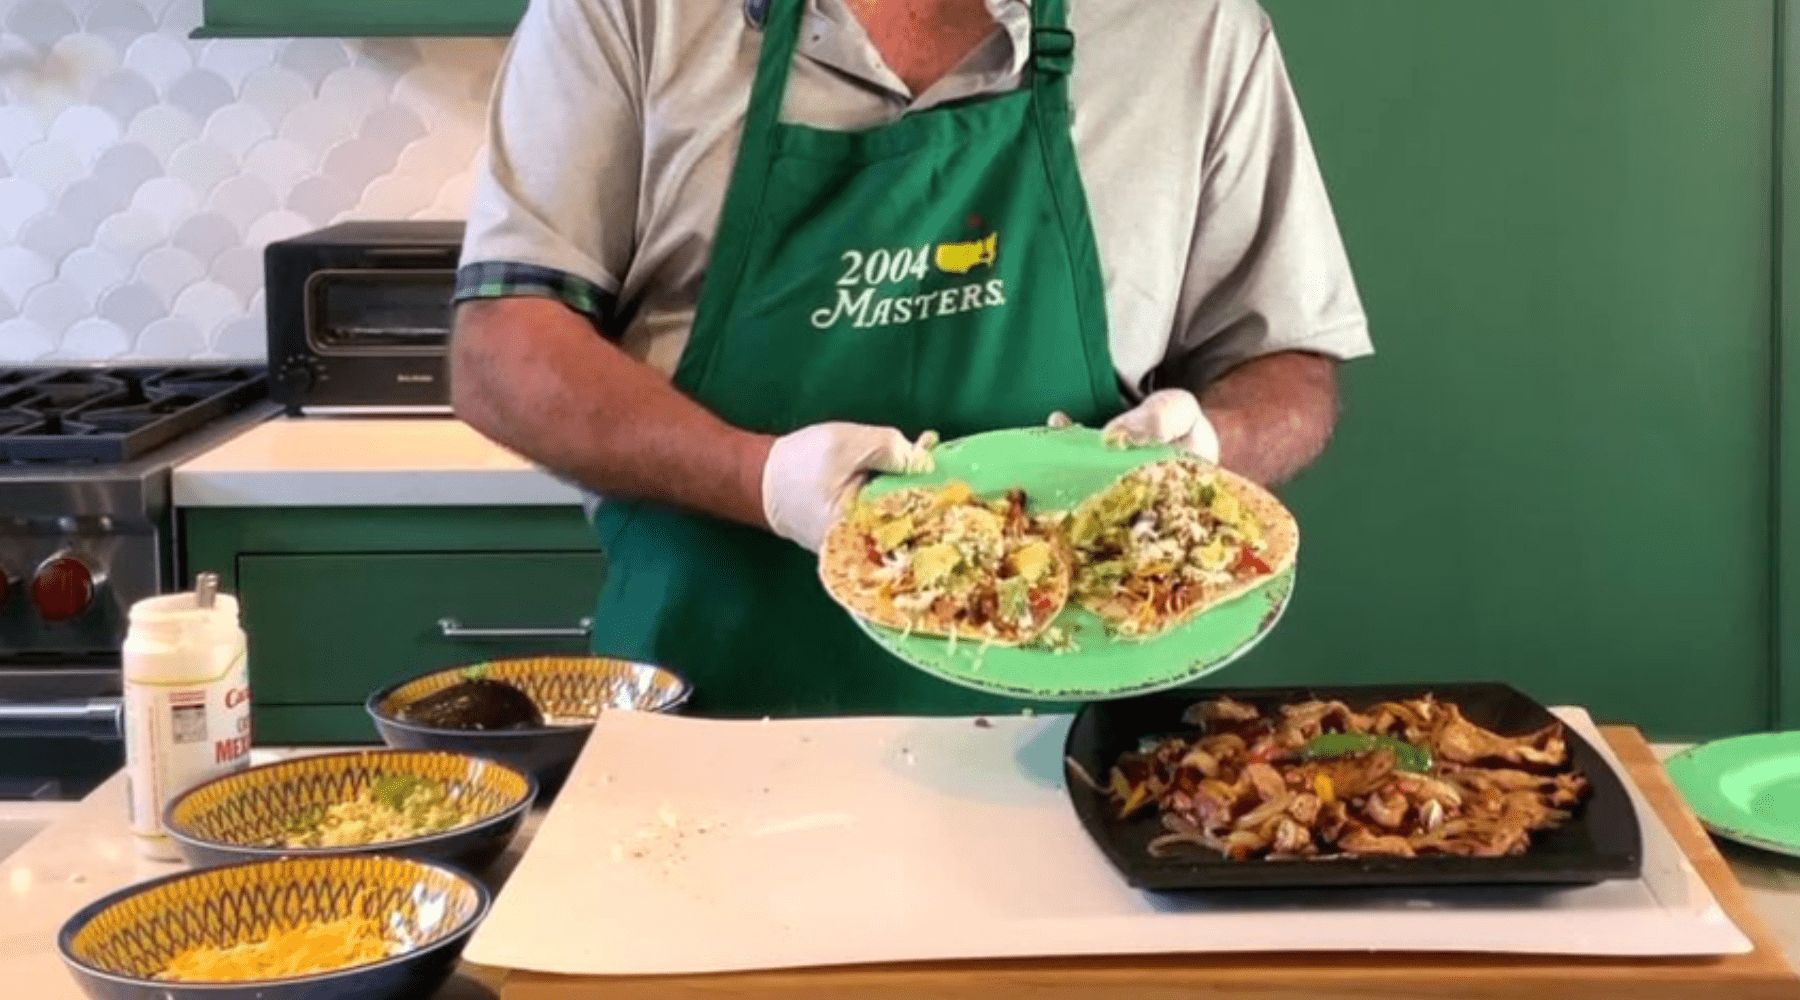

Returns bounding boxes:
[1233,549,1272,576]
[865,540,883,565]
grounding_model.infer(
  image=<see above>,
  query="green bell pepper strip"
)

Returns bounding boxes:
[1301,732,1434,774]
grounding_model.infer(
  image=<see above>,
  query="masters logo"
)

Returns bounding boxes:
[809,232,1006,330]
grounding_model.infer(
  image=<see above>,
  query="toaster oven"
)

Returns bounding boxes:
[264,220,464,415]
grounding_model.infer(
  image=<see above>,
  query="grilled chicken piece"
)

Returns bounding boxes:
[1183,698,1261,727]
[1432,705,1567,767]
[1365,698,1440,740]
[1338,827,1416,857]
[1245,762,1287,801]
[1178,746,1221,778]
[1315,799,1352,842]
[1271,817,1314,855]
[1221,827,1271,860]
[1391,772,1464,808]
[1311,750,1398,800]
[1237,793,1292,831]
[1275,700,1365,746]
[1364,791,1410,830]
[1286,791,1323,826]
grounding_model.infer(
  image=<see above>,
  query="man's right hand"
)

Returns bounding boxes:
[762,422,936,553]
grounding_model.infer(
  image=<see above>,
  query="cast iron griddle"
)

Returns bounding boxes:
[1063,682,1644,890]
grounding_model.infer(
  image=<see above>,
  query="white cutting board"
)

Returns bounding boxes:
[466,707,1751,976]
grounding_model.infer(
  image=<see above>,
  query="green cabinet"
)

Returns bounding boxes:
[1233,0,1776,741]
[182,506,600,745]
[192,0,524,38]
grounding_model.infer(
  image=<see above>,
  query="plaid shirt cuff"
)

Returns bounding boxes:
[454,261,619,333]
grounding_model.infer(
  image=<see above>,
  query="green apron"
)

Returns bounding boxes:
[589,0,1125,717]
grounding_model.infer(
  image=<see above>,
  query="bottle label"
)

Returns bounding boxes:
[124,646,252,844]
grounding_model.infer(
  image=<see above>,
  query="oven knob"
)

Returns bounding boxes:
[32,552,98,623]
[275,356,322,394]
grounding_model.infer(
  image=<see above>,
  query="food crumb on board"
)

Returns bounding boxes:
[614,807,728,865]
[901,747,915,765]
[974,718,992,728]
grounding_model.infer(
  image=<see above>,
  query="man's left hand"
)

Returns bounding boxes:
[1047,389,1221,463]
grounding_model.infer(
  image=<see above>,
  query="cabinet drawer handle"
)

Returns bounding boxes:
[437,617,593,640]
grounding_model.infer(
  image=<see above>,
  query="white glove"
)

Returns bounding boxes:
[1048,389,1221,463]
[761,422,936,552]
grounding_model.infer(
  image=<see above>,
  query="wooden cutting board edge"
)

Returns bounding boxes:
[491,725,1800,1000]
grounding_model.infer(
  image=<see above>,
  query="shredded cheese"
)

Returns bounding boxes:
[158,915,394,982]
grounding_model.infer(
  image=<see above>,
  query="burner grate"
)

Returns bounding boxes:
[0,366,268,464]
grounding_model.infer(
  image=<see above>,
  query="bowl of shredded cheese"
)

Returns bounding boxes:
[163,748,536,873]
[57,853,487,1000]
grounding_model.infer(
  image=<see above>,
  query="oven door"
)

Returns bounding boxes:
[0,665,124,801]
[305,268,455,355]
[292,268,456,414]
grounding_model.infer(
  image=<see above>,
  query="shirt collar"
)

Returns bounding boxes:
[766,0,1031,107]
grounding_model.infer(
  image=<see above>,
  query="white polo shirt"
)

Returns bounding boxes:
[456,0,1373,397]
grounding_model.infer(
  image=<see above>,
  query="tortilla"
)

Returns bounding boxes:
[1066,458,1298,640]
[820,482,1074,646]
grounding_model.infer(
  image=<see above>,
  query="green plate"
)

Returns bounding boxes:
[1666,732,1800,858]
[848,426,1297,702]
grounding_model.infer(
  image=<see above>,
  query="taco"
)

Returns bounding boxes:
[820,481,1074,646]
[1066,458,1297,639]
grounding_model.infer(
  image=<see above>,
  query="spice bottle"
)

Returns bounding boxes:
[120,573,253,861]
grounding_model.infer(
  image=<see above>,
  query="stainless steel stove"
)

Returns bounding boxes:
[0,364,276,800]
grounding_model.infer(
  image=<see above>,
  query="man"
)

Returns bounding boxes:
[451,0,1372,717]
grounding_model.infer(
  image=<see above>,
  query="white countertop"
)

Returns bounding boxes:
[172,417,585,507]
[3,746,1798,999]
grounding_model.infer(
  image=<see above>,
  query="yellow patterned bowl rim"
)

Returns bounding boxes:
[368,655,693,731]
[162,748,535,857]
[58,854,490,986]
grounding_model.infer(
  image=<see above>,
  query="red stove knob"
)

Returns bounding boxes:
[33,552,96,623]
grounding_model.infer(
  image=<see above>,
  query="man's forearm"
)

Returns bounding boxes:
[1198,351,1340,487]
[451,297,773,528]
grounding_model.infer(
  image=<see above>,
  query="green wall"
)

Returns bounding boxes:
[1239,0,1778,740]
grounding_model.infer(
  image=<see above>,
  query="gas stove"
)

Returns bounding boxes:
[0,366,270,465]
[0,363,277,800]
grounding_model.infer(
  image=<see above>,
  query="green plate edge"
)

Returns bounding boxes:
[1665,731,1800,858]
[847,425,1297,702]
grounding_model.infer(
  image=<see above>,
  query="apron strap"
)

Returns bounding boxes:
[1031,0,1074,77]
[695,0,807,356]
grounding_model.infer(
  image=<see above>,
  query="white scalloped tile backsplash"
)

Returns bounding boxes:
[0,0,503,363]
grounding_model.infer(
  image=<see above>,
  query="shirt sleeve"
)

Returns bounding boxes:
[1156,18,1373,392]
[454,0,641,333]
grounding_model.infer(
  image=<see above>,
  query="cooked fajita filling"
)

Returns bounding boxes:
[1068,459,1275,636]
[843,482,1067,642]
[1084,696,1589,862]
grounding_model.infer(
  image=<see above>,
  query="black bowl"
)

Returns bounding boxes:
[366,656,692,799]
[58,854,488,1000]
